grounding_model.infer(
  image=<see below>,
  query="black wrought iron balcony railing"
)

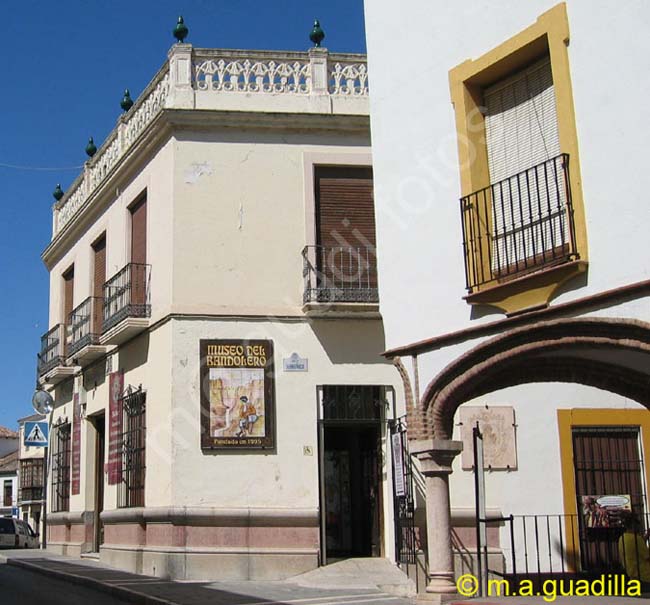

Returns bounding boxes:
[460,153,579,292]
[38,323,67,376]
[68,296,103,357]
[302,245,379,304]
[103,263,151,333]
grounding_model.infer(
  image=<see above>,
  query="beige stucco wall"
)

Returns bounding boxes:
[169,316,401,509]
[170,132,371,315]
[47,138,175,328]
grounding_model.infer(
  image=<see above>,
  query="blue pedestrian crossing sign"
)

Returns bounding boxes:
[24,421,49,447]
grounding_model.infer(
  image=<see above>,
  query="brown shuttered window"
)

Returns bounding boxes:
[62,266,74,348]
[130,196,147,266]
[316,166,376,249]
[130,196,147,307]
[315,167,377,291]
[92,235,106,334]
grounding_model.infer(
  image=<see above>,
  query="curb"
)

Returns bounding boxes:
[7,558,177,605]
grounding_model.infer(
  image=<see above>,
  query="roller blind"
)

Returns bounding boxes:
[484,57,560,183]
[483,58,566,272]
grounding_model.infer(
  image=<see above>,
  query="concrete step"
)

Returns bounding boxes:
[288,557,417,598]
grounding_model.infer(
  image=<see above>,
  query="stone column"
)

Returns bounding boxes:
[411,439,463,594]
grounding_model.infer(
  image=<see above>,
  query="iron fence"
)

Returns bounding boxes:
[302,245,378,304]
[482,512,650,588]
[460,153,579,291]
[38,324,66,376]
[68,296,103,357]
[103,263,151,333]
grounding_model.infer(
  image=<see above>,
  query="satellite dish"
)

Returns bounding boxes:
[32,389,54,415]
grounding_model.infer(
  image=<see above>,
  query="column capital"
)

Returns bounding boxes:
[411,439,463,475]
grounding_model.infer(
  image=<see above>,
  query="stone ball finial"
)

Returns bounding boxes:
[120,89,134,112]
[310,19,325,48]
[85,137,97,158]
[53,184,64,202]
[173,15,189,43]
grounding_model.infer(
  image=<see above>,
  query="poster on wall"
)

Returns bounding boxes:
[200,339,275,450]
[581,494,631,529]
[107,371,124,484]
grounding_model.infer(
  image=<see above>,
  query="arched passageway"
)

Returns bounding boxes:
[412,317,650,594]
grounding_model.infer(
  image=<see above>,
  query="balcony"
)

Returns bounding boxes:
[100,263,151,345]
[38,324,74,385]
[67,296,106,365]
[460,154,585,306]
[19,458,44,505]
[302,246,379,316]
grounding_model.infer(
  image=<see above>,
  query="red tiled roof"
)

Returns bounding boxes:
[0,426,18,439]
[0,450,18,473]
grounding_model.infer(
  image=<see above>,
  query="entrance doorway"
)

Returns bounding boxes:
[91,414,105,552]
[572,426,647,572]
[318,385,385,564]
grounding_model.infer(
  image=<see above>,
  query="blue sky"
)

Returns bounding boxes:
[0,0,367,429]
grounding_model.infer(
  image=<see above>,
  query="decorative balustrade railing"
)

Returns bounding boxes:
[38,323,66,376]
[302,245,378,304]
[103,263,151,333]
[68,296,103,357]
[52,46,368,237]
[460,154,579,292]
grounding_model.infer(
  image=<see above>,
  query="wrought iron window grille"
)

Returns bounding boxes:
[118,385,146,509]
[51,424,71,513]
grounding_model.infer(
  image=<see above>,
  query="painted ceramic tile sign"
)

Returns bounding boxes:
[200,339,275,450]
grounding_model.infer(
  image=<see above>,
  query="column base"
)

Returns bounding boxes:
[426,574,458,594]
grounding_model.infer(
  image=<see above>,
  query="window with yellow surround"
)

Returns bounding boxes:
[449,3,588,315]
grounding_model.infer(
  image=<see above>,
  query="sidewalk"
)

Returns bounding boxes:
[0,549,414,605]
[4,550,650,605]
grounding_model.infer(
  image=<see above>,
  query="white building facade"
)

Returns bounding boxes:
[37,39,404,579]
[364,0,650,594]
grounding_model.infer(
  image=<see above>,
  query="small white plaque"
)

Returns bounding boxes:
[283,353,308,372]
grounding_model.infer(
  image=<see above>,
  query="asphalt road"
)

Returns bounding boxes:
[0,564,129,605]
[0,556,415,605]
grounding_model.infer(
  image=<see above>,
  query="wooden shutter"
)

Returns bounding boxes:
[130,196,147,265]
[92,235,106,333]
[315,167,377,290]
[62,266,74,322]
[316,167,375,248]
[130,195,147,307]
[572,428,645,571]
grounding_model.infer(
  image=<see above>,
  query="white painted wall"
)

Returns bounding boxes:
[47,139,175,327]
[364,0,650,566]
[364,0,650,350]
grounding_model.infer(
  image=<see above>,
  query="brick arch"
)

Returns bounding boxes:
[419,317,650,440]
